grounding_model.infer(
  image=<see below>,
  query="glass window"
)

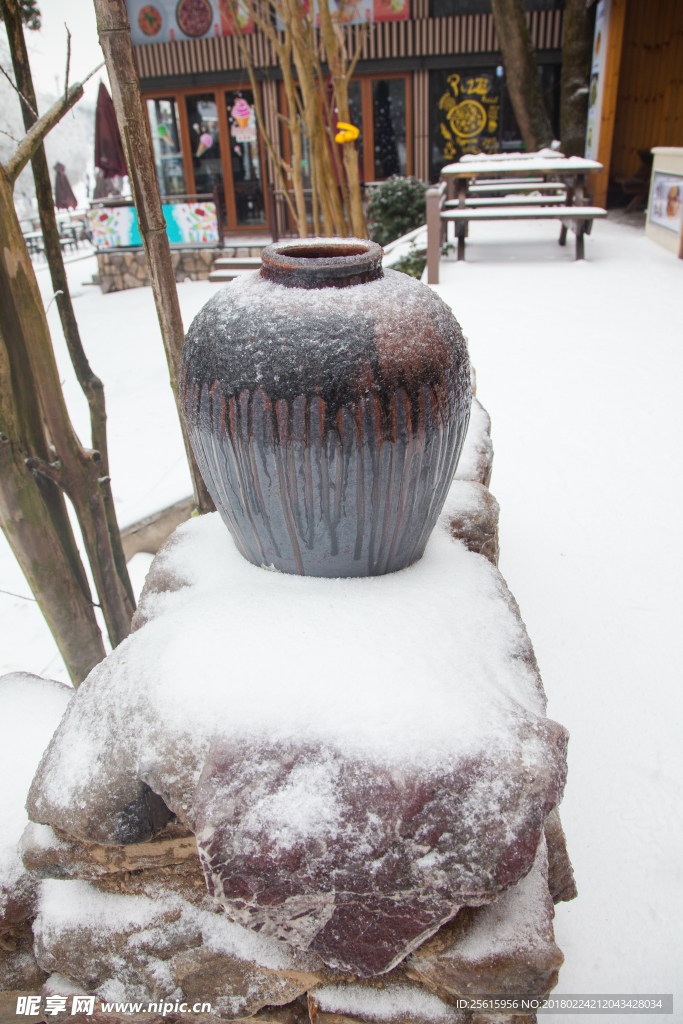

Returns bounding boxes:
[186,94,223,194]
[226,90,266,226]
[147,98,186,196]
[373,79,406,180]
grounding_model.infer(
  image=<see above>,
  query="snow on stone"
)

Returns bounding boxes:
[453,398,493,484]
[25,505,567,975]
[452,837,554,961]
[35,879,296,972]
[34,878,322,1012]
[29,509,554,815]
[314,983,459,1022]
[0,672,72,919]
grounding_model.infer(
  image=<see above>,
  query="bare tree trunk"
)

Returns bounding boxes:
[560,0,592,157]
[92,0,214,515]
[491,0,553,152]
[1,0,134,608]
[0,169,133,648]
[0,166,106,684]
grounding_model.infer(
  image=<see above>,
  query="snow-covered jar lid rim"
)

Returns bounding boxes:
[260,237,384,289]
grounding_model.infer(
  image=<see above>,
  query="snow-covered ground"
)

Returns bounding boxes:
[1,218,681,1019]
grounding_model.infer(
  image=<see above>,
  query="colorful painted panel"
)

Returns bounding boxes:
[88,206,141,249]
[88,202,218,248]
[164,202,219,243]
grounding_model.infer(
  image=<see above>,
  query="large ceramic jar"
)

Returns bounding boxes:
[181,238,471,577]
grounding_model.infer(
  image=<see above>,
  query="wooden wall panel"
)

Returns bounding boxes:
[611,0,683,179]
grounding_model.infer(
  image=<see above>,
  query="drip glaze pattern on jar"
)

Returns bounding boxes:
[181,238,472,577]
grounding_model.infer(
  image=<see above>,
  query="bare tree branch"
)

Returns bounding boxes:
[4,62,103,184]
[0,62,38,118]
[63,23,71,101]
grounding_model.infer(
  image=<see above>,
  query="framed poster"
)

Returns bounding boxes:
[649,172,683,235]
[585,0,608,160]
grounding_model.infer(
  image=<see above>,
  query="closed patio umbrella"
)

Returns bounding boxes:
[94,82,127,179]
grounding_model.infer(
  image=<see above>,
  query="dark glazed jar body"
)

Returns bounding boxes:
[181,239,472,577]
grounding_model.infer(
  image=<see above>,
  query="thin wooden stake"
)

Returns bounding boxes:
[92,0,215,514]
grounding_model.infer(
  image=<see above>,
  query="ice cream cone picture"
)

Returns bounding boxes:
[232,97,251,129]
[230,97,257,142]
[196,131,213,157]
[157,124,174,147]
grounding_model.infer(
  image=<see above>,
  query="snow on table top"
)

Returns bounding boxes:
[442,152,603,176]
[0,673,72,908]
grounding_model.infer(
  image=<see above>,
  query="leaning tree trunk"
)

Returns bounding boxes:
[0,161,134,649]
[491,0,554,152]
[92,0,215,515]
[1,0,134,608]
[0,163,107,683]
[560,0,593,157]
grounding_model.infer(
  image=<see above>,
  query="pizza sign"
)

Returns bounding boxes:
[437,73,500,161]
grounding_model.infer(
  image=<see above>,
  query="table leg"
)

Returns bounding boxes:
[575,224,585,260]
[457,223,466,261]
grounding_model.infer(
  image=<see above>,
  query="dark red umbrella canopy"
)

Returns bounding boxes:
[95,82,127,179]
[54,163,77,209]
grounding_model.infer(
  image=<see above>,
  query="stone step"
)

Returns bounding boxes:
[213,256,263,270]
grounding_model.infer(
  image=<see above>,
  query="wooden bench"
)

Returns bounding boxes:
[427,181,606,273]
[446,195,569,208]
[468,180,566,195]
[443,204,607,260]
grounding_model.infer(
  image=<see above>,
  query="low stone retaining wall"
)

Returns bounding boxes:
[95,245,266,294]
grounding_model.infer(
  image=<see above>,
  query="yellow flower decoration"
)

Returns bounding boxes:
[335,122,360,143]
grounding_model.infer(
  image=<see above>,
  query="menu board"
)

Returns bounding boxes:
[128,0,409,41]
[127,0,254,44]
[649,172,683,235]
[436,72,501,165]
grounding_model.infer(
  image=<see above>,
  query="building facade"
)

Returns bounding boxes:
[128,0,564,237]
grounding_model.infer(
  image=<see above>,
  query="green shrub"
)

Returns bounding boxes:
[366,176,427,247]
[392,247,427,279]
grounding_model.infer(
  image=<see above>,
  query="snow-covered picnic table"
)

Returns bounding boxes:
[427,150,607,276]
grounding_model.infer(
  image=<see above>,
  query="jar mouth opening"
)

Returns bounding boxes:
[260,237,384,289]
[275,243,370,260]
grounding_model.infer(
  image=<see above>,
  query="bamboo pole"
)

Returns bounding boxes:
[92,0,214,514]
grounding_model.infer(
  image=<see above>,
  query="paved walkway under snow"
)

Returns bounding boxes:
[1,217,681,1019]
